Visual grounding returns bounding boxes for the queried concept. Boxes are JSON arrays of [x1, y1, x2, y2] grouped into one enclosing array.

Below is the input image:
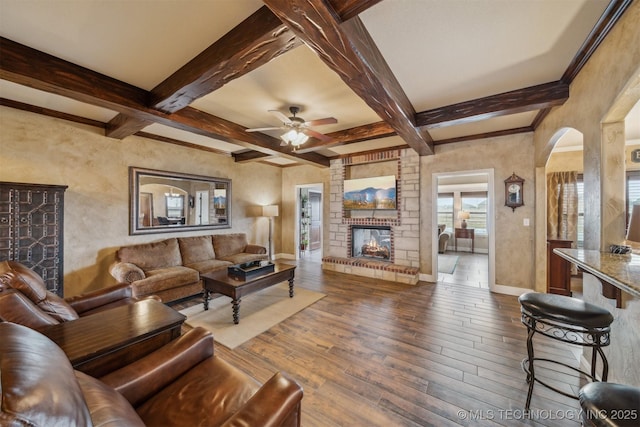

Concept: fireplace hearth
[[351, 225, 392, 261]]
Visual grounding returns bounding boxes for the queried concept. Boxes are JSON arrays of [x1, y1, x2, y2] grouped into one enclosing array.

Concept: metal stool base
[[522, 357, 597, 400], [521, 311, 610, 410]]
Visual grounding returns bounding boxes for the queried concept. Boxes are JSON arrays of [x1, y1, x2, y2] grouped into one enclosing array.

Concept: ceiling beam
[[332, 0, 383, 20], [433, 126, 533, 146], [0, 37, 328, 167], [415, 81, 569, 129], [294, 121, 396, 153], [263, 0, 434, 156], [295, 80, 567, 152], [232, 150, 270, 163], [0, 97, 106, 129], [106, 6, 300, 138], [106, 1, 380, 140], [562, 0, 633, 83], [151, 7, 298, 114]]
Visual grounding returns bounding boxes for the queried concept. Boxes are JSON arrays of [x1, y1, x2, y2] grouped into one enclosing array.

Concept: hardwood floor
[[179, 258, 587, 426], [438, 252, 489, 289]]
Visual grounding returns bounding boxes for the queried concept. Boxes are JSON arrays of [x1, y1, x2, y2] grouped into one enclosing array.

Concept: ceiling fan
[[246, 106, 337, 147]]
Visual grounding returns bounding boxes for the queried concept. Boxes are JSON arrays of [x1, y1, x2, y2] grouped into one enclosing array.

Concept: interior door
[[195, 190, 209, 225], [309, 191, 321, 251]]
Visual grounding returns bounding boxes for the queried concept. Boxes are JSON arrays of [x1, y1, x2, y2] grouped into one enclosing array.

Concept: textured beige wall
[[534, 2, 640, 288], [0, 107, 282, 296], [547, 146, 640, 173], [421, 134, 535, 289], [582, 274, 640, 387]]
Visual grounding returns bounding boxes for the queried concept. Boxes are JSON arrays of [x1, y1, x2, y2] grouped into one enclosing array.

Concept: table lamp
[[459, 211, 470, 229]]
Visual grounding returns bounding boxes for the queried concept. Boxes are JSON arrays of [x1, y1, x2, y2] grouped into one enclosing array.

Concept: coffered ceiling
[[0, 0, 632, 168]]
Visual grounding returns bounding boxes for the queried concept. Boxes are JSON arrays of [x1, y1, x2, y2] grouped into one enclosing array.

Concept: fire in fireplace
[[351, 225, 391, 261]]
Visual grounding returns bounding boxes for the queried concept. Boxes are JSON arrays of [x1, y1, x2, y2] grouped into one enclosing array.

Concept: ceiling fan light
[[280, 129, 309, 146], [283, 129, 298, 140], [292, 132, 309, 146]]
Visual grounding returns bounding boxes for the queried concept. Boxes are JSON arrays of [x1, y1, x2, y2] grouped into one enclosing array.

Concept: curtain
[[547, 171, 578, 243]]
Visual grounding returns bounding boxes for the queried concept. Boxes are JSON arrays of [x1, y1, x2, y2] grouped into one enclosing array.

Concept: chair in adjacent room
[[438, 224, 450, 253]]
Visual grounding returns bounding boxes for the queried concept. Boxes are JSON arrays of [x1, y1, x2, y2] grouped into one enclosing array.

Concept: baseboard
[[274, 253, 295, 260], [491, 283, 531, 296], [419, 273, 437, 282]]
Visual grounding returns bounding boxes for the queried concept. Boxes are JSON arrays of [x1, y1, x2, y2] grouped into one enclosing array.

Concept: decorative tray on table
[[227, 260, 275, 280]]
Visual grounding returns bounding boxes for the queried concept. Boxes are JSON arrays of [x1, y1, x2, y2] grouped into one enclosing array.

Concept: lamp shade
[[280, 130, 309, 147], [262, 205, 279, 217], [459, 211, 470, 220], [626, 204, 640, 243]]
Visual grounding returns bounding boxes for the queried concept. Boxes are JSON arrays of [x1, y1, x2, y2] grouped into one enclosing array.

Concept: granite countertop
[[554, 248, 640, 298]]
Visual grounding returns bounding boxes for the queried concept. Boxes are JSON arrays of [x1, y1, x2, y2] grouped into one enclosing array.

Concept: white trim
[[491, 284, 532, 297], [433, 169, 496, 290], [419, 273, 437, 282], [295, 183, 323, 261]]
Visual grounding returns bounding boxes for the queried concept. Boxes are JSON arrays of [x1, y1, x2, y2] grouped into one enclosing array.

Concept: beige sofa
[[110, 233, 267, 303]]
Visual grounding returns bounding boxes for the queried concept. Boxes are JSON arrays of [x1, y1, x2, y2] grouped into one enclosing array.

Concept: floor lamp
[[262, 205, 279, 260]]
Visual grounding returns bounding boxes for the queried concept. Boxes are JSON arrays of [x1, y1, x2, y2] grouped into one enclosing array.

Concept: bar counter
[[553, 248, 640, 298], [553, 248, 640, 387]]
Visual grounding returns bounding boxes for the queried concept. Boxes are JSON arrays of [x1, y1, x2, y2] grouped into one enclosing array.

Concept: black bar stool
[[579, 382, 640, 426], [518, 292, 614, 410]]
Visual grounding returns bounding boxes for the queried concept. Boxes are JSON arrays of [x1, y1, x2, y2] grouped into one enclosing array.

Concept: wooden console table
[[454, 228, 475, 253], [41, 299, 185, 377]]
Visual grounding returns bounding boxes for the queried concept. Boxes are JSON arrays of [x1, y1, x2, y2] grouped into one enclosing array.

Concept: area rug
[[438, 254, 459, 274], [179, 283, 325, 349]]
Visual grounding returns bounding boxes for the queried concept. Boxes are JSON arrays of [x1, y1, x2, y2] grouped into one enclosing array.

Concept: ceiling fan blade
[[268, 110, 292, 125], [246, 127, 282, 132], [303, 128, 333, 142], [304, 117, 337, 126]]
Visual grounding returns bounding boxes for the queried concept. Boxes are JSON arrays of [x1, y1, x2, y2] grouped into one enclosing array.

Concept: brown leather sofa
[[0, 322, 303, 426], [0, 260, 149, 330]]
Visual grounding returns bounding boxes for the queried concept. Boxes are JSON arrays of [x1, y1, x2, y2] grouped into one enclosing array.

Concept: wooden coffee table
[[201, 262, 296, 324], [40, 299, 185, 377]]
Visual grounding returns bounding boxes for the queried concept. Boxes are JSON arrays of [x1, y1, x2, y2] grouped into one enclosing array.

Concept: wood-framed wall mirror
[[130, 167, 231, 235]]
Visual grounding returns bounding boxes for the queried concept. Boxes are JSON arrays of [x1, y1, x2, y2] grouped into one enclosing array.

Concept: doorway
[[297, 184, 323, 261], [433, 170, 496, 289], [194, 190, 209, 225]]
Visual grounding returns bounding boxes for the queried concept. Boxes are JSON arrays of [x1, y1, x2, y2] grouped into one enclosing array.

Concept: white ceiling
[[0, 0, 622, 165]]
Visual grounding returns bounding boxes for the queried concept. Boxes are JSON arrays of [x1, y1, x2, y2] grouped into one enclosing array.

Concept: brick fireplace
[[322, 149, 420, 284], [350, 225, 392, 261]]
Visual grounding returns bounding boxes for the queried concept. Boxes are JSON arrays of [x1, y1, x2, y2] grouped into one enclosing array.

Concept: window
[[575, 172, 639, 247], [627, 170, 640, 229], [437, 193, 454, 231], [461, 191, 488, 233], [166, 195, 184, 218]]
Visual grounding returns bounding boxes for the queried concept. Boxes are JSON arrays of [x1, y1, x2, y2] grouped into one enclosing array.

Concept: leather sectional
[[110, 233, 267, 303]]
